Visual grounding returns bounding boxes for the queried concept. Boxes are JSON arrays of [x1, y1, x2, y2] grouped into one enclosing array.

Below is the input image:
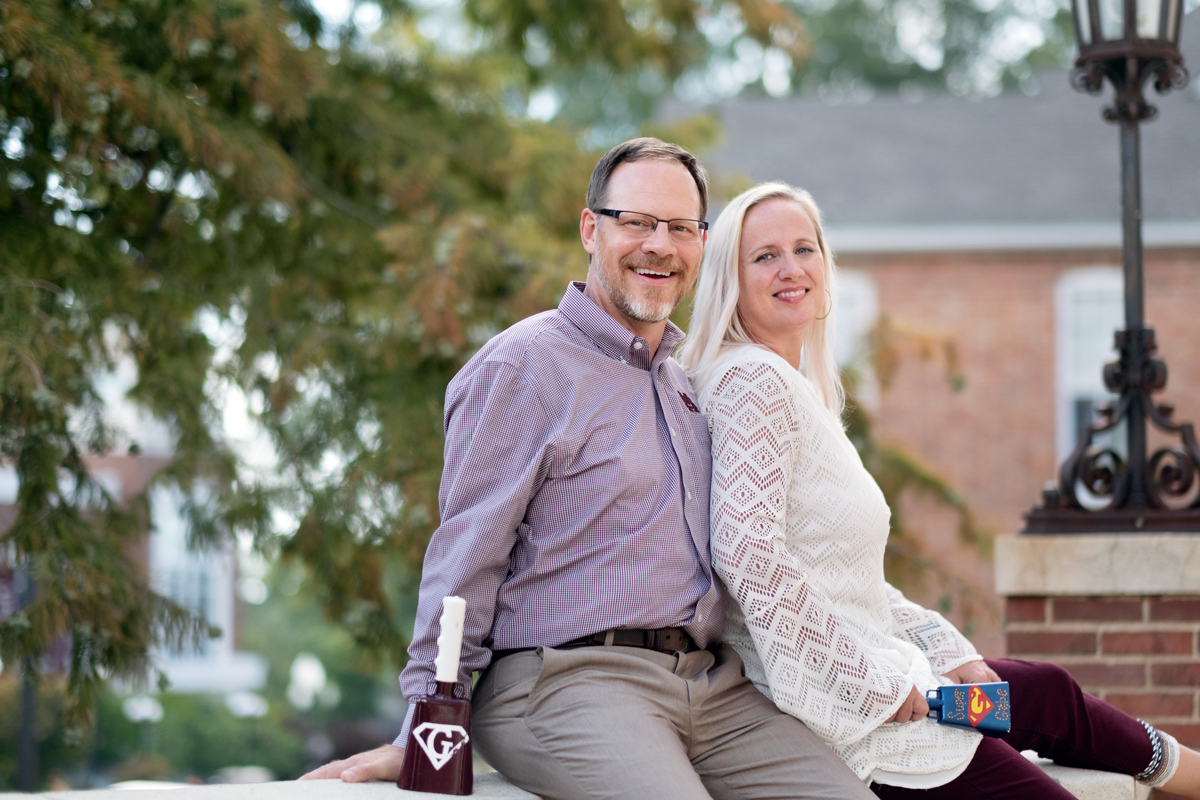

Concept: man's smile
[[623, 255, 685, 285], [634, 267, 674, 278]]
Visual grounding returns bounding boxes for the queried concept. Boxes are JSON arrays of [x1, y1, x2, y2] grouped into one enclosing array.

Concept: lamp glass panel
[[1165, 0, 1181, 42], [1075, 0, 1094, 44], [1136, 0, 1161, 38], [1099, 0, 1125, 39]]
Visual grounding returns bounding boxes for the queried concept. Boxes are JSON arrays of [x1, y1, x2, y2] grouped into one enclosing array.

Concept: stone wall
[[996, 534, 1200, 749], [1005, 594, 1200, 747], [840, 246, 1200, 657]]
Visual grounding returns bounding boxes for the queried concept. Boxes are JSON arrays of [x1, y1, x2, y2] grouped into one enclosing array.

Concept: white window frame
[[1054, 266, 1125, 466], [833, 269, 880, 410], [833, 269, 879, 368]]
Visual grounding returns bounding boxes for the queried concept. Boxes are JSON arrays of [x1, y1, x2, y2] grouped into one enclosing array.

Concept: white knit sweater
[[697, 344, 983, 786]]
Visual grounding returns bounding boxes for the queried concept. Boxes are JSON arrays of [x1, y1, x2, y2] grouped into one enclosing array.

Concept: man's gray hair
[[585, 137, 710, 221]]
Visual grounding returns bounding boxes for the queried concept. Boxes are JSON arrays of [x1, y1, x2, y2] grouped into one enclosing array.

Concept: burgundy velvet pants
[[870, 659, 1155, 800]]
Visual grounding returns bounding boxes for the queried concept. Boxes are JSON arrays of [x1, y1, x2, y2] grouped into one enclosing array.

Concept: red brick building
[[695, 10, 1200, 664]]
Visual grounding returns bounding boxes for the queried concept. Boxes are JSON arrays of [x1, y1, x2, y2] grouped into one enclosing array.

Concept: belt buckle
[[654, 628, 681, 653]]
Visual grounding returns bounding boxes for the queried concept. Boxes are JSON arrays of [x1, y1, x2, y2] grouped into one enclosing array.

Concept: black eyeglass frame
[[594, 208, 709, 234]]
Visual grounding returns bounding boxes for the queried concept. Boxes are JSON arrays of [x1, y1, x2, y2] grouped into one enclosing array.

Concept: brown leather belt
[[491, 627, 697, 663]]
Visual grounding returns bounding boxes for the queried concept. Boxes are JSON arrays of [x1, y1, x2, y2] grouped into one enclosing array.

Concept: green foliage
[[845, 317, 995, 627], [0, 0, 737, 735], [464, 0, 807, 83], [454, 0, 1076, 135], [457, 0, 808, 139], [241, 560, 416, 720], [787, 0, 1076, 98], [0, 677, 310, 789], [0, 272, 212, 726], [845, 387, 992, 594], [1, 0, 1023, 748], [0, 677, 79, 791], [0, 558, 417, 789], [137, 692, 307, 781]]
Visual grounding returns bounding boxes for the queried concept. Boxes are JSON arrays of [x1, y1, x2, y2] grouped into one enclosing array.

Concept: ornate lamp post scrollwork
[[1024, 0, 1199, 533]]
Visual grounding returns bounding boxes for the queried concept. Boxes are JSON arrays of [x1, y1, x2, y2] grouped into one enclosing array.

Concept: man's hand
[[299, 744, 406, 782], [942, 661, 1001, 685], [886, 685, 930, 723]]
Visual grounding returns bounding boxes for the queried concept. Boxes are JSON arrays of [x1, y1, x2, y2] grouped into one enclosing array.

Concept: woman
[[679, 181, 1200, 799]]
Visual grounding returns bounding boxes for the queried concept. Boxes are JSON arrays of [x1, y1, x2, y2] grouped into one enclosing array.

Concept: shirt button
[[670, 428, 677, 437], [697, 613, 704, 623], [633, 341, 643, 350], [687, 491, 693, 500]]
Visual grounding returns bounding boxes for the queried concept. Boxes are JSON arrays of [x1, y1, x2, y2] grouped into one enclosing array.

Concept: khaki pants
[[472, 643, 873, 800]]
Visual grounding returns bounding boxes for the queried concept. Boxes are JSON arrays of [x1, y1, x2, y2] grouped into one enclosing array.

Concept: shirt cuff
[[395, 703, 417, 746]]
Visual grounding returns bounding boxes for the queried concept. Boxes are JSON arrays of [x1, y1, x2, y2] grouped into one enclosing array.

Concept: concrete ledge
[[995, 534, 1200, 596], [0, 774, 539, 800], [1029, 756, 1150, 800], [3, 765, 1174, 800]]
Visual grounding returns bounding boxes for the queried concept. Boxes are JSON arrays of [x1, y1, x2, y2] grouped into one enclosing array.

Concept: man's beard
[[594, 254, 687, 324]]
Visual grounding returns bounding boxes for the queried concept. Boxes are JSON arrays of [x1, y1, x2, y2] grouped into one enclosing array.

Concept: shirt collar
[[559, 281, 685, 368]]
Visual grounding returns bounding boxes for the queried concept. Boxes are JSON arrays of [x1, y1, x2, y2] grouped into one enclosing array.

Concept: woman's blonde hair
[[678, 181, 844, 418]]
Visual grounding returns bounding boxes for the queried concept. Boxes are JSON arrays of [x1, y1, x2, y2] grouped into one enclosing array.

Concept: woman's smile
[[735, 198, 825, 367]]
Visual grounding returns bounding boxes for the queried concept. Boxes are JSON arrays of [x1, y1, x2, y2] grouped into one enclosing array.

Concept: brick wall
[[839, 247, 1200, 658], [1005, 595, 1200, 747]]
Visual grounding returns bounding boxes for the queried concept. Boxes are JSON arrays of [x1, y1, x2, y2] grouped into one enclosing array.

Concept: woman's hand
[[942, 661, 1001, 685], [887, 685, 930, 723]]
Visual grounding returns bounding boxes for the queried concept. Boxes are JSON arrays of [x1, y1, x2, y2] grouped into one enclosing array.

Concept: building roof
[[686, 10, 1200, 251]]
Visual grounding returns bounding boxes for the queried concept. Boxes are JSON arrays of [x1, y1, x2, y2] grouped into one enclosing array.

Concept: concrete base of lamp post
[[997, 532, 1200, 750], [996, 534, 1200, 596]]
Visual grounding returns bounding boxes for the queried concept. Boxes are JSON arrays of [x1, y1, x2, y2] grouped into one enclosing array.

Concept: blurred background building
[[680, 8, 1200, 655], [0, 376, 267, 696]]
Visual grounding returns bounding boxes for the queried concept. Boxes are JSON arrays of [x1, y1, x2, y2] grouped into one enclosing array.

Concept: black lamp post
[[1024, 0, 1199, 533]]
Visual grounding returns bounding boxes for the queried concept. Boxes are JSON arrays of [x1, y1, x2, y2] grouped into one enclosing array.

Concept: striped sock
[[1135, 719, 1180, 788]]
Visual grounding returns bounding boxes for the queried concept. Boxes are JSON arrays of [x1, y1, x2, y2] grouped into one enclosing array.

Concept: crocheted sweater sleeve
[[884, 583, 982, 676], [706, 356, 912, 746]]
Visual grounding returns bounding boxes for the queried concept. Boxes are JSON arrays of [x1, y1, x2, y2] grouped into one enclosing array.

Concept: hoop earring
[[815, 288, 832, 321]]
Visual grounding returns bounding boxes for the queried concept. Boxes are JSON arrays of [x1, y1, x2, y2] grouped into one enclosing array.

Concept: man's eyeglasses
[[595, 209, 708, 244]]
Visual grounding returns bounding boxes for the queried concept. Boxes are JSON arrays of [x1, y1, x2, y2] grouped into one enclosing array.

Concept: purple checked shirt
[[396, 282, 722, 741]]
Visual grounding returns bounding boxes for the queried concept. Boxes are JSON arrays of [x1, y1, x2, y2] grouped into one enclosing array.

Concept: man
[[302, 139, 871, 799]]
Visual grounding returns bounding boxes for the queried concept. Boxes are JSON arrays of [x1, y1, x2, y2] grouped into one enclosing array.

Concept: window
[[150, 486, 229, 661], [834, 269, 880, 408], [148, 484, 267, 691], [834, 269, 879, 368], [1055, 267, 1125, 466]]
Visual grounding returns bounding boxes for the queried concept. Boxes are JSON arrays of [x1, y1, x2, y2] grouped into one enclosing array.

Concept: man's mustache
[[620, 254, 686, 275]]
